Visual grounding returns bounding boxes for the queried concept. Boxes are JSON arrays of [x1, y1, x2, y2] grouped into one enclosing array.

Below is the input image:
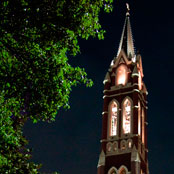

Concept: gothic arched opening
[[116, 64, 128, 86], [109, 101, 118, 136], [122, 98, 131, 134]]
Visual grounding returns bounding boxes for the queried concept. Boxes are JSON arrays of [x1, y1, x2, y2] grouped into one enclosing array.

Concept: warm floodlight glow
[[128, 141, 132, 148], [138, 71, 142, 90], [120, 168, 126, 174], [138, 101, 141, 136], [116, 65, 128, 86], [123, 98, 131, 134], [125, 105, 130, 112], [132, 55, 136, 63], [110, 101, 118, 136], [112, 106, 117, 112], [142, 108, 145, 144]]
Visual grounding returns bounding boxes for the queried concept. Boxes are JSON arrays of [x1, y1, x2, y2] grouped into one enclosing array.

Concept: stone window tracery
[[109, 101, 118, 136], [122, 98, 131, 134]]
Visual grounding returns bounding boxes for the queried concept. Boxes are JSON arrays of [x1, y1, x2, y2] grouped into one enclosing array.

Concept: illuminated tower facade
[[97, 5, 149, 174]]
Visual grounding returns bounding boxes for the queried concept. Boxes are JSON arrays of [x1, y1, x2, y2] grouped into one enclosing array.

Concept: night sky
[[24, 0, 174, 174]]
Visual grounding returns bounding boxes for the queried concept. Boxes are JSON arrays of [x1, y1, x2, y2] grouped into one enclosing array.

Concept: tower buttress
[[97, 150, 105, 174]]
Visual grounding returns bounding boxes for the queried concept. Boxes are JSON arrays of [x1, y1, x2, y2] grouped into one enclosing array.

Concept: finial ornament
[[126, 3, 130, 16]]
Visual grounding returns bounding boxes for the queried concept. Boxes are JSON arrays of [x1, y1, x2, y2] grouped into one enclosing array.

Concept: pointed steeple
[[117, 3, 135, 59]]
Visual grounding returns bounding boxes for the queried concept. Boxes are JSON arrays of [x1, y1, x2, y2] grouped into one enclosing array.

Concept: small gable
[[114, 49, 131, 68]]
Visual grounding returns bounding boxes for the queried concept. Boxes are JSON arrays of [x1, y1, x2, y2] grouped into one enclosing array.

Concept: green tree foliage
[[0, 0, 113, 173], [0, 94, 41, 173]]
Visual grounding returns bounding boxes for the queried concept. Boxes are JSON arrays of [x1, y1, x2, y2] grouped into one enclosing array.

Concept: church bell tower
[[97, 4, 149, 174]]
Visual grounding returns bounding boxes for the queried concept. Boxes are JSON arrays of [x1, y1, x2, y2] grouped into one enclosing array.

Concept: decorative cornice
[[103, 88, 147, 109], [100, 134, 139, 143], [103, 83, 138, 93], [133, 89, 140, 93], [106, 149, 132, 157], [103, 90, 136, 99]]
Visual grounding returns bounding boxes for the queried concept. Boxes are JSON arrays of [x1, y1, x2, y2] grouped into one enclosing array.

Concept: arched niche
[[113, 141, 118, 152], [106, 142, 112, 153], [115, 64, 128, 86], [118, 165, 128, 174], [108, 166, 118, 174], [120, 140, 127, 150], [127, 139, 133, 149]]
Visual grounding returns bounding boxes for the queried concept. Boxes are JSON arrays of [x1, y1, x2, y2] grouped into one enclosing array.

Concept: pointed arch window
[[109, 101, 118, 136], [119, 168, 126, 174], [108, 167, 118, 174], [116, 64, 128, 86], [122, 98, 132, 134], [118, 166, 128, 174]]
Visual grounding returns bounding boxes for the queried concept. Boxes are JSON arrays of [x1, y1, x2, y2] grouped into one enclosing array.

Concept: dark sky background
[[24, 0, 174, 174]]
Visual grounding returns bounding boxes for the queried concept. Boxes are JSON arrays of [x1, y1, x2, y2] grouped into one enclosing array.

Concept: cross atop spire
[[116, 3, 135, 59], [126, 3, 130, 16]]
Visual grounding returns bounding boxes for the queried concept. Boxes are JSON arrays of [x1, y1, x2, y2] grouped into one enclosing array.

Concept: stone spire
[[117, 3, 135, 59]]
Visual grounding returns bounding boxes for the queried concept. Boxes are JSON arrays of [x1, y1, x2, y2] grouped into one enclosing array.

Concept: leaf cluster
[[0, 0, 113, 173], [0, 94, 41, 173]]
